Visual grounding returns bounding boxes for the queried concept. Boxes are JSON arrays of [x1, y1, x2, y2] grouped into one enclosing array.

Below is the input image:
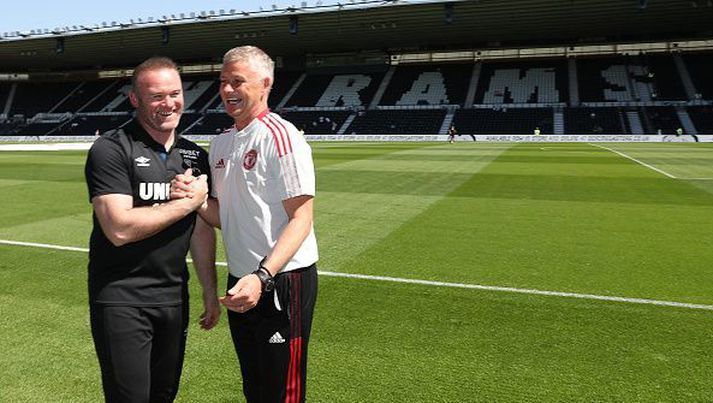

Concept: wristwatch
[[252, 260, 275, 293]]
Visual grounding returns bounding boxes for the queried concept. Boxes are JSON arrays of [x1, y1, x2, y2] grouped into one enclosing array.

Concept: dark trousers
[[90, 303, 188, 403], [227, 264, 318, 403]]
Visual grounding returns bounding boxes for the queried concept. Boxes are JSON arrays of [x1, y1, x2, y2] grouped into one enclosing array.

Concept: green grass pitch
[[1, 142, 713, 402]]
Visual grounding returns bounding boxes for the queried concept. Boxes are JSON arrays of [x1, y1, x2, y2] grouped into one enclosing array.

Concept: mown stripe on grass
[[591, 143, 678, 178], [3, 238, 713, 312], [315, 143, 509, 268], [592, 143, 713, 180]]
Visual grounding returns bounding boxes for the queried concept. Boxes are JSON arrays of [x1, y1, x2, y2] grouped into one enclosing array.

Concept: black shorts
[[227, 264, 318, 403], [90, 302, 188, 403]]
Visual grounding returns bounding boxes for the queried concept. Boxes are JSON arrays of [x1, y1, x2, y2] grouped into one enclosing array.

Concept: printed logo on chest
[[135, 156, 150, 167], [243, 149, 258, 170]]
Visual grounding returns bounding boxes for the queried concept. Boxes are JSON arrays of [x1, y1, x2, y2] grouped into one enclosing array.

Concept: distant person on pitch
[[534, 127, 541, 136], [84, 56, 219, 403], [172, 45, 319, 403], [448, 124, 457, 143]]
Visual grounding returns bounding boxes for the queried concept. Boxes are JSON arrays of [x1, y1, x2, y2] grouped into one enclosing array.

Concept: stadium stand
[[475, 60, 568, 105], [280, 111, 352, 134], [686, 106, 713, 134], [184, 113, 234, 135], [684, 53, 713, 100], [285, 71, 384, 108], [52, 81, 117, 113], [379, 64, 471, 107], [564, 107, 626, 134], [81, 80, 132, 112], [344, 109, 446, 134], [453, 108, 553, 135], [9, 82, 79, 117], [643, 106, 683, 134], [268, 71, 302, 108], [642, 54, 687, 101], [53, 114, 133, 136], [1, 53, 712, 136], [0, 1, 712, 138]]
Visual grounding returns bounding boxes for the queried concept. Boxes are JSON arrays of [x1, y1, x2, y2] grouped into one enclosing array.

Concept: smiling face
[[129, 67, 184, 139], [219, 61, 271, 130]]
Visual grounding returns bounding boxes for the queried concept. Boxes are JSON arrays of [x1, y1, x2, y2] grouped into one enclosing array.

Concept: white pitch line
[[2, 238, 713, 312], [589, 143, 678, 179], [0, 239, 90, 252]]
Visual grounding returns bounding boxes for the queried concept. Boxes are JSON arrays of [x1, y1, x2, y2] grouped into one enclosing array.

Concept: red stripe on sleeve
[[260, 116, 285, 157], [267, 114, 294, 155]]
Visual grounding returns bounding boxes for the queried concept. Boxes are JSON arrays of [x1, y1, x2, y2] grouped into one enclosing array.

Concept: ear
[[129, 90, 139, 108], [262, 77, 272, 91]]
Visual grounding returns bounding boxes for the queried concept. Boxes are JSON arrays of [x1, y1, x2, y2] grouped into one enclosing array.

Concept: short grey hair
[[222, 45, 274, 83]]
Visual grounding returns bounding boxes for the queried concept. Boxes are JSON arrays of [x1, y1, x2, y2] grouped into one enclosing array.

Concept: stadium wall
[[1, 135, 711, 144]]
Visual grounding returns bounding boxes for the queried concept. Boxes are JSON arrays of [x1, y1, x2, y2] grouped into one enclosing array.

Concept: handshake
[[171, 168, 209, 210]]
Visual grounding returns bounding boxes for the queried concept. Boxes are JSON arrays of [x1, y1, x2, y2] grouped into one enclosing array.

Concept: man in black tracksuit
[[85, 57, 219, 402]]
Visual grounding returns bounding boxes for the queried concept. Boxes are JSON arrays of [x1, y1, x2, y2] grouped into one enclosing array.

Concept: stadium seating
[[1, 52, 712, 136], [642, 54, 687, 101], [453, 108, 553, 135], [379, 64, 471, 106], [52, 81, 118, 113], [344, 109, 446, 134], [81, 80, 132, 112], [643, 106, 682, 134], [684, 53, 713, 100], [268, 71, 302, 108], [475, 60, 568, 105], [564, 108, 625, 134], [687, 106, 713, 134], [285, 72, 383, 108], [184, 113, 235, 135], [9, 82, 79, 117], [280, 111, 351, 134]]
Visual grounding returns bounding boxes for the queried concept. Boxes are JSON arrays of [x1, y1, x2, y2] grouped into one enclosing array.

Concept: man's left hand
[[199, 293, 221, 330], [220, 274, 262, 313]]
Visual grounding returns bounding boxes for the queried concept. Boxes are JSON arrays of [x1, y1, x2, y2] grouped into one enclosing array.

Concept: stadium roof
[[1, 0, 712, 72]]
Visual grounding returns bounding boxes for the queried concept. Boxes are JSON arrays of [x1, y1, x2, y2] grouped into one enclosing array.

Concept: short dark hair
[[131, 56, 179, 92]]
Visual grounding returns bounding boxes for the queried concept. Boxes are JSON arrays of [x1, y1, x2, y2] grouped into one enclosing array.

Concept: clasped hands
[[170, 168, 262, 313], [170, 168, 208, 209]]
